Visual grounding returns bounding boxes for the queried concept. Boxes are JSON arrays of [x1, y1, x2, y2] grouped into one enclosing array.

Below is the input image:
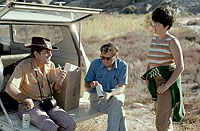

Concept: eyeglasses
[[100, 55, 115, 61], [152, 22, 161, 27]]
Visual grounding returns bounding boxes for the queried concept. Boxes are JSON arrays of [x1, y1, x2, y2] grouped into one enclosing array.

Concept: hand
[[101, 92, 112, 101], [24, 98, 34, 110], [90, 81, 99, 89], [157, 84, 168, 94], [56, 70, 67, 86]]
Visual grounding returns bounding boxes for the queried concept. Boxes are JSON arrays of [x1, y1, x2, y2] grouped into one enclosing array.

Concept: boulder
[[160, 0, 172, 5], [133, 2, 151, 14], [120, 5, 136, 14], [112, 0, 132, 8], [2, 0, 200, 15], [67, 0, 89, 8], [89, 0, 112, 9], [148, 0, 161, 5], [135, 0, 145, 2]]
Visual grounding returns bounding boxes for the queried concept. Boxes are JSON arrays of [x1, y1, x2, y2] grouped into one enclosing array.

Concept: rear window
[[12, 25, 63, 45], [0, 25, 10, 55]]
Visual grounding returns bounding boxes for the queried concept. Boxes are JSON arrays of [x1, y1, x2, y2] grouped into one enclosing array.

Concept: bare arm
[[5, 83, 34, 110], [109, 84, 125, 96], [4, 62, 35, 110], [5, 83, 28, 102], [85, 79, 126, 101], [157, 38, 184, 94], [166, 38, 184, 84], [103, 84, 125, 101]]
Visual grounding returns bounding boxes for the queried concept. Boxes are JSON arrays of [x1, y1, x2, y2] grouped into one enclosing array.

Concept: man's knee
[[109, 95, 124, 107], [59, 120, 76, 131], [68, 120, 76, 131], [34, 119, 58, 131]]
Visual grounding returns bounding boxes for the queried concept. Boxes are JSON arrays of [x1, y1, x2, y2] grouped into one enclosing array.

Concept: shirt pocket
[[27, 76, 38, 85], [25, 74, 39, 89], [111, 77, 118, 88], [95, 74, 103, 84]]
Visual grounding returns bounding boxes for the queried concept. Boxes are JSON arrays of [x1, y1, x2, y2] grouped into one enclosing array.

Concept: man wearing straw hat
[[5, 36, 76, 131]]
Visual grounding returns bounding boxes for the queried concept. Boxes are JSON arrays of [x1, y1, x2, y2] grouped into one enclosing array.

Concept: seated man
[[84, 43, 128, 131], [5, 37, 76, 131]]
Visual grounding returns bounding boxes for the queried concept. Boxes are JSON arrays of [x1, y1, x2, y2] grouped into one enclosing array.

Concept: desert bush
[[143, 12, 153, 32], [187, 19, 200, 25], [81, 12, 200, 130], [171, 27, 199, 40], [82, 13, 146, 40], [82, 12, 200, 90], [170, 27, 200, 80], [120, 5, 136, 14], [177, 12, 195, 18]]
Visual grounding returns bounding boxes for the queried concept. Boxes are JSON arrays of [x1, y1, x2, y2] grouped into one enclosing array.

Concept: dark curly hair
[[100, 42, 119, 55], [152, 6, 176, 30]]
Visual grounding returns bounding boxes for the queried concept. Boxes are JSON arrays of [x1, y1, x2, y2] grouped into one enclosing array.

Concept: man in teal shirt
[[85, 43, 128, 131]]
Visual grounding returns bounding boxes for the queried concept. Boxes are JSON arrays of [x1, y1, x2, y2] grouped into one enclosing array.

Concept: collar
[[32, 58, 52, 76], [99, 59, 118, 70]]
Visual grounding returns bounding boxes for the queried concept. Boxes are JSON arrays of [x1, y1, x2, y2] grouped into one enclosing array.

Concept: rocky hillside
[[48, 0, 200, 14], [1, 0, 200, 14]]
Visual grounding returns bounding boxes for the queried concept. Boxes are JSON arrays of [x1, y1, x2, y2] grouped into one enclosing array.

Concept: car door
[[0, 2, 102, 111], [0, 2, 102, 67]]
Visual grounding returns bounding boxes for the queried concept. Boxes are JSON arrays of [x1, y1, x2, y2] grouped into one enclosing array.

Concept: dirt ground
[[76, 16, 200, 131], [76, 84, 200, 131]]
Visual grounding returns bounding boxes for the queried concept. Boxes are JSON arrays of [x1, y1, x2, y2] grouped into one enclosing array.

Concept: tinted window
[[0, 25, 10, 55], [12, 25, 63, 45]]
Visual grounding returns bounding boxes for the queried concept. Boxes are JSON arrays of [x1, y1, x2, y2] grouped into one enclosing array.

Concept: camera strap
[[35, 71, 53, 101]]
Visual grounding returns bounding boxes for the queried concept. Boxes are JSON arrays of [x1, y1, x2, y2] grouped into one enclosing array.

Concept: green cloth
[[141, 66, 185, 122]]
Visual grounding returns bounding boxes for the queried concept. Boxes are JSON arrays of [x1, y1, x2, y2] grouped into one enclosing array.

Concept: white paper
[[64, 62, 78, 72]]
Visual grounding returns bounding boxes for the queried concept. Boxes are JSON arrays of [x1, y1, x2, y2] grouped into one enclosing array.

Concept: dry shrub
[[82, 13, 146, 40], [120, 5, 136, 14], [105, 30, 151, 86], [170, 27, 200, 81], [187, 19, 200, 25], [171, 26, 198, 40], [82, 12, 200, 130], [178, 98, 200, 130], [143, 12, 153, 32]]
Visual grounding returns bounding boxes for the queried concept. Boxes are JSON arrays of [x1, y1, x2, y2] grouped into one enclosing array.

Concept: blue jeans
[[90, 93, 127, 131]]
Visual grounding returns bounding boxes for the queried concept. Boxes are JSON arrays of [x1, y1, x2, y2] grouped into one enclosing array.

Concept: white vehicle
[[0, 2, 102, 130]]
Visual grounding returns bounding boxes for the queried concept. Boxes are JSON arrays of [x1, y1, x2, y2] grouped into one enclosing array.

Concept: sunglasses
[[100, 55, 115, 61]]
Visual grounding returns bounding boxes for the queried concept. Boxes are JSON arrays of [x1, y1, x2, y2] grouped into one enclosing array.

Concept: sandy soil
[[75, 17, 200, 131]]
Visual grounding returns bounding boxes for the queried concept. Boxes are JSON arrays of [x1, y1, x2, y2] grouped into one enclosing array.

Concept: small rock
[[133, 103, 144, 108]]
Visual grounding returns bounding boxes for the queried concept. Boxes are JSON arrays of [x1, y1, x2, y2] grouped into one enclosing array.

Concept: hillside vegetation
[[78, 13, 200, 130]]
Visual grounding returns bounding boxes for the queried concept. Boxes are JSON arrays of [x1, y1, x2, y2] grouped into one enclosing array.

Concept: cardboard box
[[54, 68, 82, 111]]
